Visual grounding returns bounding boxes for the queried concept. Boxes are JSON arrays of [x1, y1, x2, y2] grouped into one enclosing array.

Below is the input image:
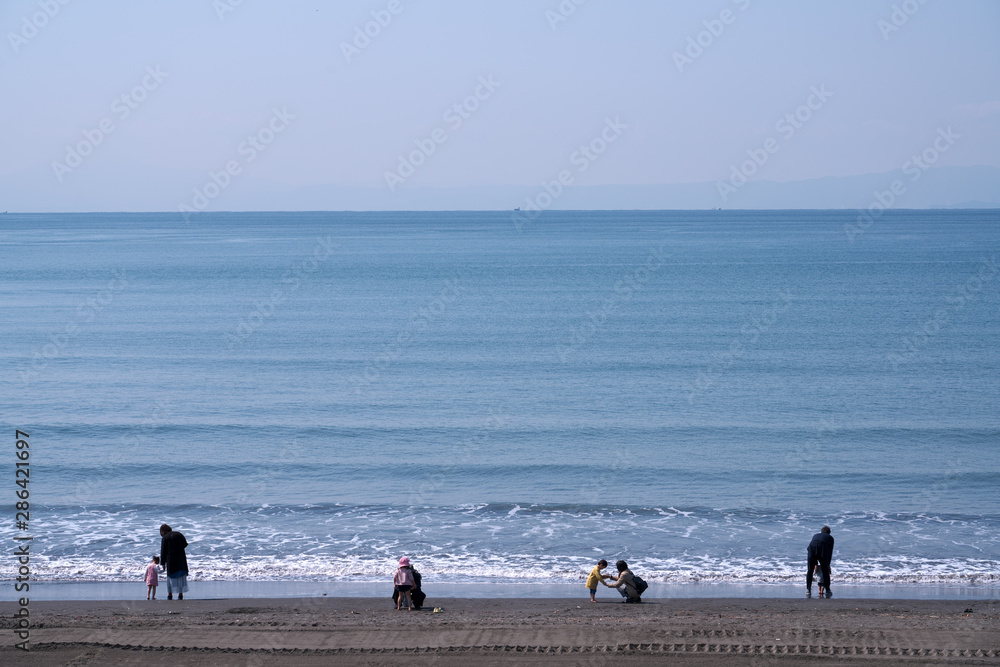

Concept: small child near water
[[145, 556, 161, 600], [585, 559, 612, 602], [394, 557, 415, 611], [814, 563, 828, 598]]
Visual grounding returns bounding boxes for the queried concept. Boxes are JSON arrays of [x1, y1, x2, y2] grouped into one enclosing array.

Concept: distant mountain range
[[3, 165, 999, 212]]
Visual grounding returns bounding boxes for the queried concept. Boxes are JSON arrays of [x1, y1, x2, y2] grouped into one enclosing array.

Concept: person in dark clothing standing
[[159, 524, 189, 600], [806, 526, 834, 598]]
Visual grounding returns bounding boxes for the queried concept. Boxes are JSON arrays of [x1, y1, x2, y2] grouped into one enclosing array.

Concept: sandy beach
[[3, 597, 997, 665]]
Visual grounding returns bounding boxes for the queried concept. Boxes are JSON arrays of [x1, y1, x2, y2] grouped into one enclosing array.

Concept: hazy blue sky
[[2, 0, 998, 210]]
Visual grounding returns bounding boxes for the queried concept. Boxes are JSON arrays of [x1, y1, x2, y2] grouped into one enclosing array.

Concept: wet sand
[[3, 597, 998, 665]]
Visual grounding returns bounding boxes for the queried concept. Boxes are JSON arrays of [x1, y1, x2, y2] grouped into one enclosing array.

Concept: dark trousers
[[806, 556, 831, 591]]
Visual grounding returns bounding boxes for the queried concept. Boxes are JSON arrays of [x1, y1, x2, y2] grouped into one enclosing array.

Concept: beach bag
[[632, 575, 648, 596]]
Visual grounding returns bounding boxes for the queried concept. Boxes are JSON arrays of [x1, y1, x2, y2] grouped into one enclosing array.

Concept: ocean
[[2, 210, 998, 597]]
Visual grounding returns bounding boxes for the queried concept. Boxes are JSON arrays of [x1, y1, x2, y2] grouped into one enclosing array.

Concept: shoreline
[[3, 597, 997, 665], [4, 579, 998, 602]]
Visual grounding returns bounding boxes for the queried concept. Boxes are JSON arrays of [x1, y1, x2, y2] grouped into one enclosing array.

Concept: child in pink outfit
[[393, 557, 415, 610], [145, 556, 161, 600]]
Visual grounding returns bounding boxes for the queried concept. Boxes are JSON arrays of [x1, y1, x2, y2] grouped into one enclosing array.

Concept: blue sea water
[[1, 210, 998, 593]]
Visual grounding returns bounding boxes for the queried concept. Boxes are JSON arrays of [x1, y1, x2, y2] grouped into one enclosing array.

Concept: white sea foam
[[5, 503, 997, 588], [20, 552, 1000, 586]]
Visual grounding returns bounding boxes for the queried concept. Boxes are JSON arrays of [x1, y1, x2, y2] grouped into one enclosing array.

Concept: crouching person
[[605, 560, 645, 603]]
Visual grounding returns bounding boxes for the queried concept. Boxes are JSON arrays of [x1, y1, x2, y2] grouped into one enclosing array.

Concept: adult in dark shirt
[[159, 524, 189, 600], [806, 526, 834, 598]]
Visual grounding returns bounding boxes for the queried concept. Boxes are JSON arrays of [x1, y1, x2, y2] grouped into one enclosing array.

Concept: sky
[[2, 0, 999, 210]]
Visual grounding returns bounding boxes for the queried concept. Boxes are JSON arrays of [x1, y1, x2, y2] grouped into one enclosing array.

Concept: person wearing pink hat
[[393, 557, 416, 610]]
